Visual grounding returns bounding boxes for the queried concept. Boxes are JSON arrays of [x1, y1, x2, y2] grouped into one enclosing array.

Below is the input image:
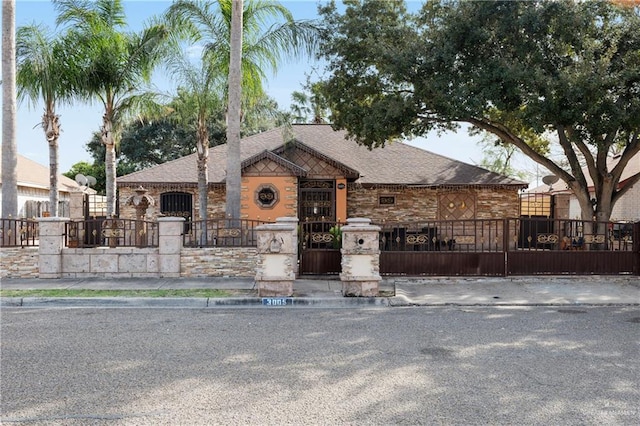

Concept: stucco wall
[[241, 176, 297, 221], [0, 247, 39, 278]]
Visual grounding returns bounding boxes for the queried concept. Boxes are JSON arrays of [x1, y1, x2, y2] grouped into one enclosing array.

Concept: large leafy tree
[[318, 0, 640, 224], [54, 0, 167, 217], [2, 0, 18, 218], [165, 0, 319, 219], [16, 24, 79, 217]]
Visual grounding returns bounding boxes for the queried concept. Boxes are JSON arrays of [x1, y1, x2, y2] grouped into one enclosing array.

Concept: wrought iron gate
[[298, 220, 343, 275]]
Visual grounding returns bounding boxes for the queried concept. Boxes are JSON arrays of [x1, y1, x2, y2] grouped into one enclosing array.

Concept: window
[[160, 192, 193, 219], [255, 184, 279, 209]]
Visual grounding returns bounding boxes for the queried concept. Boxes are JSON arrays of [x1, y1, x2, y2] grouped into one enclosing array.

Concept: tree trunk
[[44, 109, 60, 217], [225, 0, 243, 220], [196, 118, 209, 221], [2, 0, 18, 218], [102, 114, 117, 217]]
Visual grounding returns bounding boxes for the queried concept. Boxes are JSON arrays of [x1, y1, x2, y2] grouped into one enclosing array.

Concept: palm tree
[[226, 0, 243, 220], [161, 33, 226, 221], [165, 0, 319, 219], [2, 0, 18, 218], [290, 90, 312, 123], [54, 0, 167, 217], [289, 82, 328, 124], [16, 24, 78, 217]]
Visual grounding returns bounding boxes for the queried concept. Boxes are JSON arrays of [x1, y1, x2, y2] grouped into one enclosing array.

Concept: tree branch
[[466, 117, 573, 184], [556, 125, 591, 196]]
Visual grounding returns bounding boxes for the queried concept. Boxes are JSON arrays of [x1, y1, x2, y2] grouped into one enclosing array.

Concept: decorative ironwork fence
[[510, 218, 634, 252], [183, 218, 271, 247], [65, 218, 159, 248], [377, 218, 638, 276], [377, 219, 506, 252], [0, 218, 39, 247]]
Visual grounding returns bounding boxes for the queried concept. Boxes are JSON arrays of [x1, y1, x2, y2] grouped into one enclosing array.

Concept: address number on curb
[[262, 298, 293, 306]]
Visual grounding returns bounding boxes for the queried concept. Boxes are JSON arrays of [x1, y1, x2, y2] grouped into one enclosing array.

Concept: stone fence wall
[[1, 217, 261, 279], [181, 247, 257, 278], [1, 246, 258, 279], [1, 247, 39, 279], [61, 247, 160, 278]]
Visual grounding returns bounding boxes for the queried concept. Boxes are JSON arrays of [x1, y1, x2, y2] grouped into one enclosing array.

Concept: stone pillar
[[255, 217, 298, 297], [340, 217, 381, 297], [69, 192, 85, 220], [158, 217, 184, 278], [38, 217, 68, 279]]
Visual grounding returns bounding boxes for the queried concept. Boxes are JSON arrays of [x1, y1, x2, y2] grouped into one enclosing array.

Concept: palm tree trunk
[[196, 119, 209, 221], [44, 109, 60, 217], [2, 0, 18, 218], [225, 0, 243, 220], [102, 114, 117, 217]]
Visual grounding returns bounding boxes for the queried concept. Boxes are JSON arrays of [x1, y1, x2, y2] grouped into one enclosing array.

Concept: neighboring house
[[117, 124, 528, 223], [526, 152, 640, 222], [610, 152, 640, 222], [0, 154, 88, 218]]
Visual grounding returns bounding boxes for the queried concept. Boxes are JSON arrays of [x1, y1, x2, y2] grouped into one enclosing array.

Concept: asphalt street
[[2, 306, 639, 425]]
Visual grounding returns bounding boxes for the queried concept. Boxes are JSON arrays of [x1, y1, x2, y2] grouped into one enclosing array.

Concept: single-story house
[[526, 152, 640, 222], [0, 154, 89, 218], [117, 124, 528, 223]]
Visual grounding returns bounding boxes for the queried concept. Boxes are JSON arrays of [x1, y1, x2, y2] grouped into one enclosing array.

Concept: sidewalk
[[1, 275, 638, 308]]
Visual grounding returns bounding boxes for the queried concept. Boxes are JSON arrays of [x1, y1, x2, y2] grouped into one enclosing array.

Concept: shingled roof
[[0, 154, 83, 193], [117, 124, 527, 187]]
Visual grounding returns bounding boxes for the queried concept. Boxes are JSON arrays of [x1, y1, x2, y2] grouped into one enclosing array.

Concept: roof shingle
[[118, 124, 527, 187]]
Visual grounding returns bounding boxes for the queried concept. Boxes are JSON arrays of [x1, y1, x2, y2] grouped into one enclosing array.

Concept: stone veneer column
[[158, 217, 184, 278], [340, 217, 381, 297], [68, 192, 85, 220], [255, 217, 298, 297], [38, 217, 68, 279]]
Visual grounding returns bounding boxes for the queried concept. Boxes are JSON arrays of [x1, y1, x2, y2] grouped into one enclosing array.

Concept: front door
[[299, 180, 335, 221]]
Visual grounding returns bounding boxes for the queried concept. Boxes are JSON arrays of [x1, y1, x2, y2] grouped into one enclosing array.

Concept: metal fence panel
[[0, 218, 39, 247]]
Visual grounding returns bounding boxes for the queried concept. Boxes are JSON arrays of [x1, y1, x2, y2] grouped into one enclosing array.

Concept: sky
[[10, 0, 537, 185]]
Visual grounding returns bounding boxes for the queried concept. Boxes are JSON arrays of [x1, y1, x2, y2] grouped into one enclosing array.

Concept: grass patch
[[0, 289, 241, 298]]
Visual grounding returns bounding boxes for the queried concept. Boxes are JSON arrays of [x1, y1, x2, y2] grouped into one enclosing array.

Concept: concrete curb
[[387, 296, 640, 307], [1, 296, 391, 309], [1, 297, 209, 308]]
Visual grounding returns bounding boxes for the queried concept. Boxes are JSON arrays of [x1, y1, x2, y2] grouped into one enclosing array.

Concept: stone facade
[[181, 247, 257, 277], [0, 247, 39, 278], [120, 179, 301, 222], [118, 184, 227, 221], [347, 185, 520, 223]]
